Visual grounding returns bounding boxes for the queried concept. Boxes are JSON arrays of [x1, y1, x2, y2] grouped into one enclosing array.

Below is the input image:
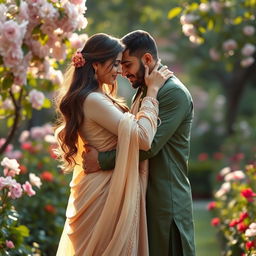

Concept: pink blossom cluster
[[180, 4, 255, 68], [0, 157, 40, 199], [19, 123, 55, 142], [0, 0, 88, 108]]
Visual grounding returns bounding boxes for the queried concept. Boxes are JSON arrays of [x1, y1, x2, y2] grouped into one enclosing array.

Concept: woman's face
[[96, 52, 122, 85]]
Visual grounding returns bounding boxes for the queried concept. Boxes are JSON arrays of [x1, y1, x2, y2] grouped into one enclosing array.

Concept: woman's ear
[[92, 62, 98, 73], [141, 53, 153, 66]]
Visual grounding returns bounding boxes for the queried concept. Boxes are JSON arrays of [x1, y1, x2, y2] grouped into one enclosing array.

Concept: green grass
[[193, 200, 221, 256]]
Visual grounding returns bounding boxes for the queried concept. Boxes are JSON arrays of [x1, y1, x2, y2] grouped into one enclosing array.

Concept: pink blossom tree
[[0, 0, 88, 154], [168, 0, 256, 134]]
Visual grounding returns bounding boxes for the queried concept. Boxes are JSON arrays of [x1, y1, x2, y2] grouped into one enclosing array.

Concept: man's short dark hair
[[121, 30, 158, 60]]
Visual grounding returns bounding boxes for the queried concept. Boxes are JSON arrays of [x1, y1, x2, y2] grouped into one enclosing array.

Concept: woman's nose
[[117, 64, 122, 74]]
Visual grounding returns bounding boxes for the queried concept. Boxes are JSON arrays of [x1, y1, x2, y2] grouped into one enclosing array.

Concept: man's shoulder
[[158, 76, 192, 100]]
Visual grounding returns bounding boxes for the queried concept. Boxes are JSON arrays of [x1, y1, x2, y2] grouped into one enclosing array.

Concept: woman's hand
[[144, 60, 173, 93]]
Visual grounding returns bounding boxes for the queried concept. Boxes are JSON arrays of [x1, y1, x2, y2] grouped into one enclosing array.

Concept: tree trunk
[[224, 61, 256, 135]]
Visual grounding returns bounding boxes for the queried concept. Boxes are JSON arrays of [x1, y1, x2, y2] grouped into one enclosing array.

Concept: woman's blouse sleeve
[[85, 93, 159, 150]]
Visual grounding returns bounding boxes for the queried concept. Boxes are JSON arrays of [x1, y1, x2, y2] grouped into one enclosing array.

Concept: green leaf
[[167, 7, 182, 20], [188, 3, 199, 11], [15, 225, 30, 237], [7, 117, 14, 127], [199, 27, 206, 33], [42, 98, 52, 108], [2, 76, 14, 90], [207, 19, 214, 30], [22, 44, 30, 55], [233, 16, 243, 25]]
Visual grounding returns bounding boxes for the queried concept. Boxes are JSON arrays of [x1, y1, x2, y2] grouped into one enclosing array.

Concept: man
[[83, 30, 196, 256]]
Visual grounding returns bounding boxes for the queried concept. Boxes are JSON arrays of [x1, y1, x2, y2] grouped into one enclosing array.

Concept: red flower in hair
[[72, 52, 86, 68]]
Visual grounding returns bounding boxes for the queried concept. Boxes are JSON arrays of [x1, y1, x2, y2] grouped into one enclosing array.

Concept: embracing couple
[[55, 30, 196, 256]]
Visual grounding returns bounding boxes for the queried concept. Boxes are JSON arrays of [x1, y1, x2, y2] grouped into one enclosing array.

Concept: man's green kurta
[[98, 76, 196, 256]]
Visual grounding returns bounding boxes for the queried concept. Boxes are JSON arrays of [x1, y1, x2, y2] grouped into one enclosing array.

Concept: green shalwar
[[98, 76, 196, 256]]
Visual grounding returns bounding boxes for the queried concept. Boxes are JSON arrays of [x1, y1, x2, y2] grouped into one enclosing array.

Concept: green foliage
[[189, 160, 218, 198], [0, 176, 33, 255]]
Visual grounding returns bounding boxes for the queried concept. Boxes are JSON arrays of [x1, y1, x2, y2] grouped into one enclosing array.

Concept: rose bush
[[0, 156, 38, 255], [208, 164, 256, 255], [0, 0, 88, 154], [12, 124, 70, 255]]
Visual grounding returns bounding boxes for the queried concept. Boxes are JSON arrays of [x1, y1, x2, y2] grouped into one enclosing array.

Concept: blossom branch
[[0, 89, 23, 155]]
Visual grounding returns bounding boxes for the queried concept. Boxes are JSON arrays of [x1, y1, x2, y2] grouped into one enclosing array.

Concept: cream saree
[[56, 93, 158, 256]]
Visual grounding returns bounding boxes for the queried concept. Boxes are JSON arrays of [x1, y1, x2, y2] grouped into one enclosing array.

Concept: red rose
[[229, 219, 239, 227], [207, 201, 216, 211], [246, 241, 255, 250], [239, 212, 249, 222], [37, 162, 44, 169], [211, 217, 220, 226], [241, 188, 256, 202], [213, 152, 224, 160], [19, 165, 27, 174], [40, 171, 54, 182], [237, 222, 248, 233], [49, 145, 58, 159], [21, 142, 37, 153], [44, 204, 56, 214], [198, 153, 208, 161]]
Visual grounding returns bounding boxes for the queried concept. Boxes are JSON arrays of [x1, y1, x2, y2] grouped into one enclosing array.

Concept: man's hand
[[82, 145, 101, 174]]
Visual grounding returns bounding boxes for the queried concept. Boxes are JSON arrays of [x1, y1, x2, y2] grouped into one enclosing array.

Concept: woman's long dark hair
[[55, 33, 126, 172]]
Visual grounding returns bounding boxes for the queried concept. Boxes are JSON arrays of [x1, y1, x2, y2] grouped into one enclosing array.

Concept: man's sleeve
[[98, 149, 116, 170], [139, 86, 192, 161]]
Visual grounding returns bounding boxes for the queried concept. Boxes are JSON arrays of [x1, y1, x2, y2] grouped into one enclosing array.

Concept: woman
[[55, 33, 172, 255]]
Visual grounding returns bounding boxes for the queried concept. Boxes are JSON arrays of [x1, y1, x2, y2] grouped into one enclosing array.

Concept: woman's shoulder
[[85, 92, 112, 108]]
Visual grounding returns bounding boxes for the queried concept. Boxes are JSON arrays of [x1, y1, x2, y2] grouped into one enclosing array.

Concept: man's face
[[121, 50, 145, 89]]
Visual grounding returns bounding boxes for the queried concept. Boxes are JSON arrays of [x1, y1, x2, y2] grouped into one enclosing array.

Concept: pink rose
[[243, 25, 255, 36], [241, 57, 255, 68], [211, 1, 223, 14], [5, 150, 23, 160], [224, 170, 245, 182], [223, 39, 237, 51], [0, 176, 16, 189], [22, 181, 36, 196], [29, 173, 42, 188], [182, 24, 196, 37], [199, 3, 210, 12], [19, 130, 30, 143], [1, 157, 20, 174], [241, 43, 256, 57], [9, 182, 23, 199], [180, 14, 198, 25], [6, 240, 15, 249], [28, 89, 45, 110], [209, 48, 220, 61]]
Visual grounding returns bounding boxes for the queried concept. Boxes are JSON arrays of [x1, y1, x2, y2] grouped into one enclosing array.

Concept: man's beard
[[128, 61, 145, 89]]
